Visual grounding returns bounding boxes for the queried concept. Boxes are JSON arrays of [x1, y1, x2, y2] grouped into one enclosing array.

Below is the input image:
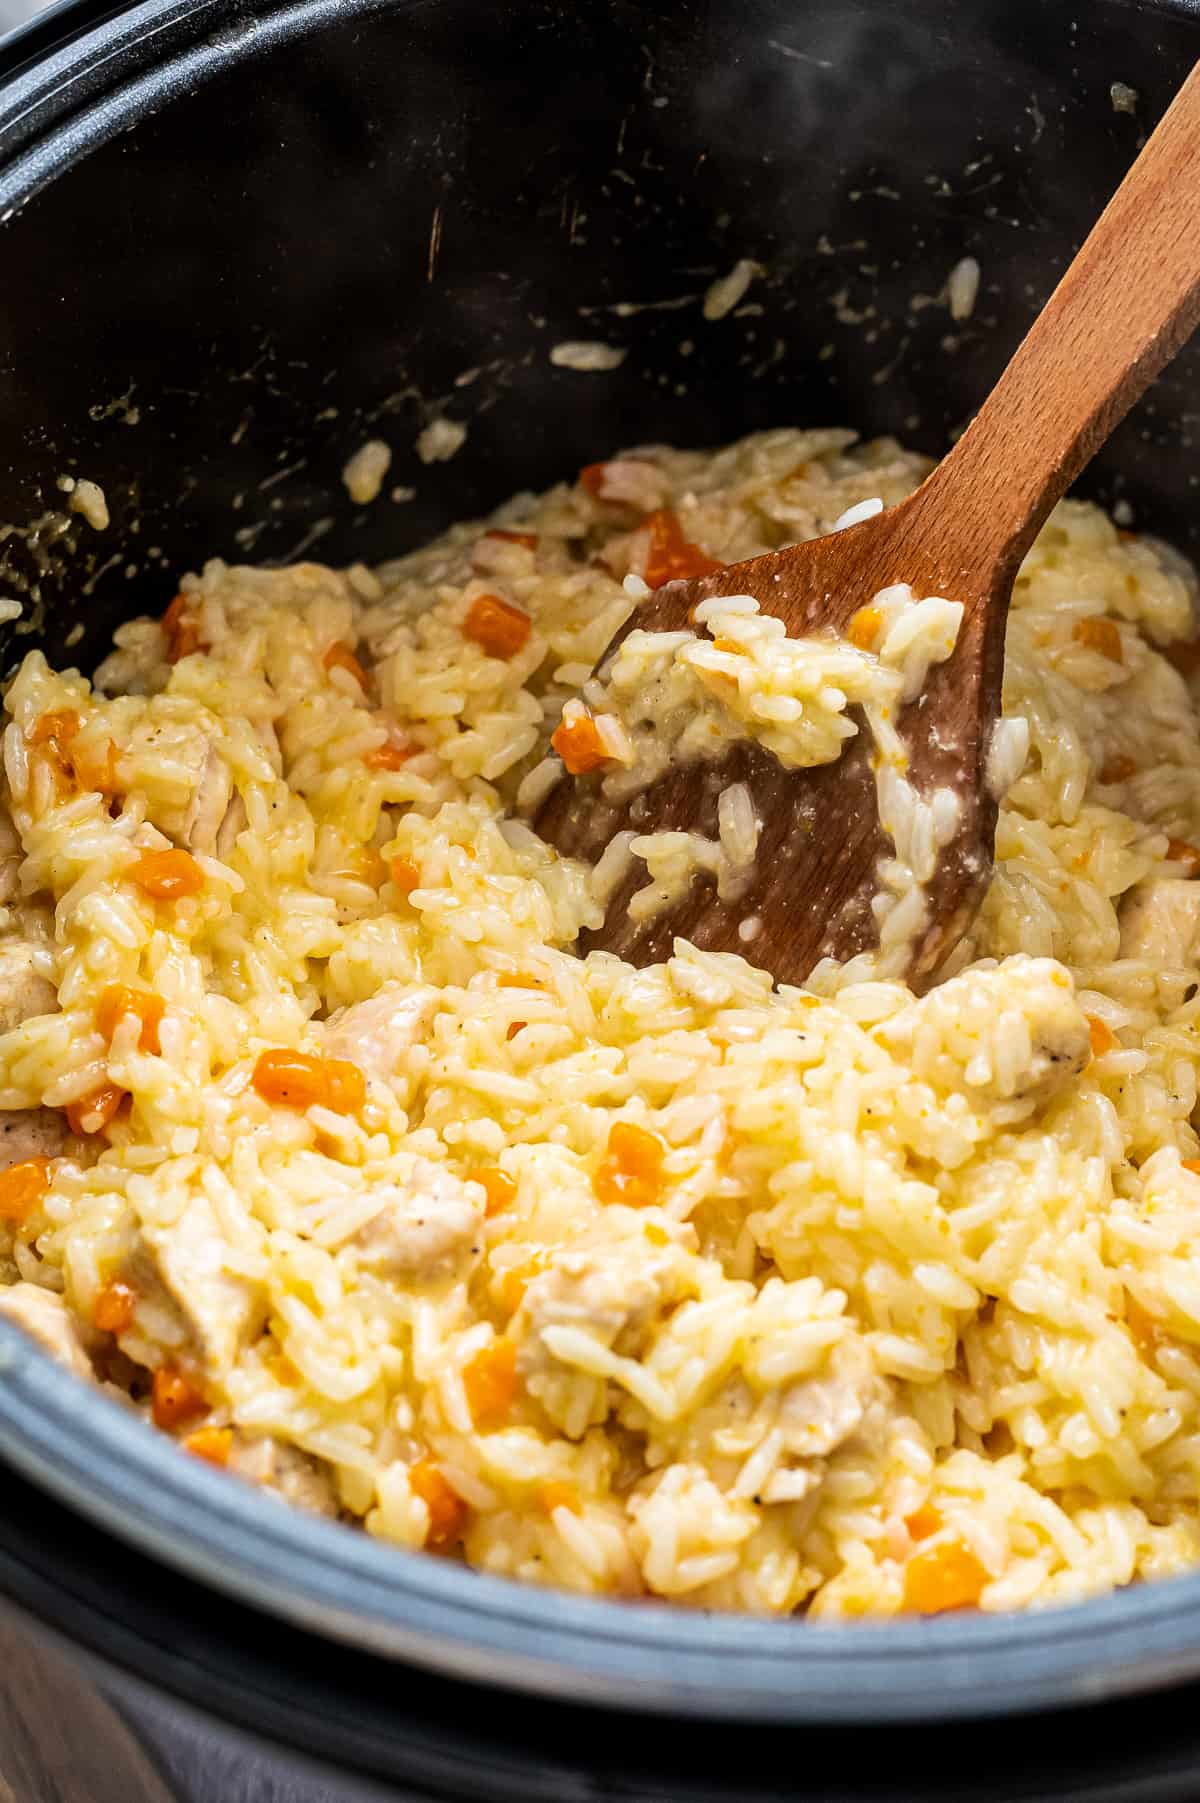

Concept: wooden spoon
[[537, 62, 1200, 988]]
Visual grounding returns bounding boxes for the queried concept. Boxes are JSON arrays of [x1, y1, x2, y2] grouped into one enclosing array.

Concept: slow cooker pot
[[2, 0, 1200, 1795]]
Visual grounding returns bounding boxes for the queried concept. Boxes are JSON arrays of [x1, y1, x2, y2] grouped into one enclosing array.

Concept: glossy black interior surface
[[0, 0, 1198, 678], [2, 0, 1200, 1789]]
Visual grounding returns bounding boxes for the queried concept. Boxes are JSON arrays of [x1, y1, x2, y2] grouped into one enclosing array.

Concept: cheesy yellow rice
[[2, 424, 1200, 1617]]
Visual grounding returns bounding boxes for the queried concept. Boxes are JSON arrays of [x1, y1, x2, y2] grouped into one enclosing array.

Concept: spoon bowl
[[538, 60, 1200, 986]]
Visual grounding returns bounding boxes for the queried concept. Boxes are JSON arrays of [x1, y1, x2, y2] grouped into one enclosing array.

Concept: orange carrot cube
[[97, 984, 164, 1054], [0, 1157, 51, 1223], [129, 849, 204, 900], [463, 594, 532, 659]]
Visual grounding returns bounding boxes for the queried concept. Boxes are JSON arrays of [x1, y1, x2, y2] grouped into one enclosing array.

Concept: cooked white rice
[[2, 424, 1200, 1619]]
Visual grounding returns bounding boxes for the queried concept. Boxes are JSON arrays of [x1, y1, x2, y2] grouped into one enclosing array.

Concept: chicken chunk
[[352, 1157, 483, 1279], [584, 458, 669, 512], [516, 1237, 696, 1438], [0, 941, 57, 1035], [522, 1240, 689, 1357], [0, 1281, 93, 1379], [0, 1107, 68, 1170], [323, 984, 438, 1087], [0, 810, 23, 911], [775, 1356, 871, 1463], [138, 1193, 265, 1371], [1120, 879, 1200, 967], [180, 745, 236, 857], [766, 1338, 889, 1506], [229, 1434, 338, 1516], [878, 955, 1091, 1114]]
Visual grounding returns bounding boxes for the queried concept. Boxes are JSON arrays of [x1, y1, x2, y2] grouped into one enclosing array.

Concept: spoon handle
[[921, 60, 1200, 583]]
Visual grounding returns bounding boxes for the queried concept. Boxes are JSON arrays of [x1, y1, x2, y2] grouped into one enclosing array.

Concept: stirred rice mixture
[[3, 426, 1200, 1617]]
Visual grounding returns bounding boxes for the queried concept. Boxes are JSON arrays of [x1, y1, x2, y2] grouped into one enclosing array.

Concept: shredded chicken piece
[[878, 956, 1091, 1114], [352, 1158, 483, 1278], [1119, 879, 1200, 966], [0, 941, 56, 1034], [0, 812, 22, 910], [137, 1193, 264, 1369], [180, 745, 235, 856], [522, 1238, 693, 1361], [215, 793, 247, 861], [323, 984, 438, 1086], [0, 1107, 68, 1170], [587, 459, 669, 512], [229, 1433, 338, 1515], [0, 1281, 93, 1378], [775, 1351, 871, 1461]]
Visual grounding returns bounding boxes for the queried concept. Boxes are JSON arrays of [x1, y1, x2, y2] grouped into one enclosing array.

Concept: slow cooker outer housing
[[2, 0, 1200, 1790]]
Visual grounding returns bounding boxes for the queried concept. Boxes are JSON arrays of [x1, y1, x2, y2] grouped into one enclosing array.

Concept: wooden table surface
[[0, 1619, 177, 1803], [0, 1615, 358, 1803]]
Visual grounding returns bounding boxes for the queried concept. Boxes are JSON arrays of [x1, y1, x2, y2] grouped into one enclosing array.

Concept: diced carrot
[[250, 1049, 363, 1114], [185, 1425, 232, 1467], [1099, 754, 1137, 784], [162, 594, 188, 634], [484, 528, 538, 550], [1117, 527, 1138, 543], [252, 1048, 325, 1110], [389, 857, 421, 896], [65, 1083, 127, 1136], [28, 708, 81, 748], [476, 1167, 517, 1216], [162, 594, 205, 663], [409, 1458, 469, 1550], [579, 463, 612, 497], [267, 1348, 300, 1386], [72, 736, 122, 796], [248, 1052, 313, 1103], [0, 1156, 51, 1223], [904, 1503, 942, 1542], [1087, 1014, 1116, 1057], [538, 1481, 581, 1516], [1072, 617, 1124, 663], [94, 1279, 137, 1335], [169, 622, 202, 662], [97, 983, 164, 1054], [462, 593, 532, 659], [463, 1338, 519, 1428], [496, 973, 545, 989], [710, 637, 744, 655], [323, 1057, 366, 1115], [365, 742, 413, 771], [594, 1120, 666, 1208], [644, 1221, 669, 1246], [1184, 1158, 1200, 1175], [640, 509, 722, 588], [151, 1365, 207, 1431], [550, 709, 610, 775], [323, 640, 369, 688], [1166, 836, 1200, 876], [29, 712, 121, 799], [506, 1021, 526, 1041], [364, 718, 416, 771], [129, 848, 204, 900], [902, 1537, 988, 1613], [1125, 1292, 1162, 1353], [848, 604, 883, 650], [498, 1252, 548, 1314], [356, 848, 387, 886], [28, 708, 83, 792]]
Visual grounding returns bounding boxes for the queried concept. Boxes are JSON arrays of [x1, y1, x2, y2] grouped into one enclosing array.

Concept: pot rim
[[6, 1279, 1200, 1725], [2, 0, 1200, 1731]]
